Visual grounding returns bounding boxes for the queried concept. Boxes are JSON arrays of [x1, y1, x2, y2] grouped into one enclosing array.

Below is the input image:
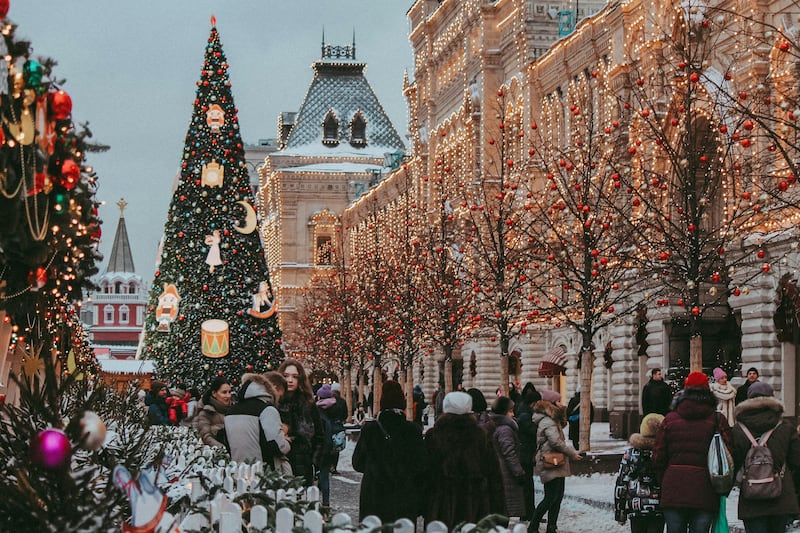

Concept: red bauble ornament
[[691, 306, 701, 316], [30, 429, 72, 469], [0, 0, 8, 19], [49, 90, 73, 121], [60, 160, 80, 190]]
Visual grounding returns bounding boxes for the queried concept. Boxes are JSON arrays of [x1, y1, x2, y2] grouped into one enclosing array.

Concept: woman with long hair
[[277, 358, 324, 486], [193, 377, 232, 448]]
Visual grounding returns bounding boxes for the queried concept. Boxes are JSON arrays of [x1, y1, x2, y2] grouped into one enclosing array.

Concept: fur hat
[[380, 380, 405, 411], [331, 382, 341, 393], [712, 367, 727, 381], [443, 391, 473, 415], [684, 371, 709, 389], [747, 381, 773, 398], [540, 390, 561, 403], [317, 384, 333, 399], [640, 413, 664, 438]]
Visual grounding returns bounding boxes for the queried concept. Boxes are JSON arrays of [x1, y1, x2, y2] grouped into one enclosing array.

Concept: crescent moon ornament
[[234, 200, 257, 234]]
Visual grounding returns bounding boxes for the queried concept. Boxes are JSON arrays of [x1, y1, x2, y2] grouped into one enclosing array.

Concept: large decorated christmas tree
[[140, 19, 283, 387]]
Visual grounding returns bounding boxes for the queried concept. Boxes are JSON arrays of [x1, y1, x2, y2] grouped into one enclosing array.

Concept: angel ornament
[[248, 281, 278, 319], [204, 230, 222, 273]]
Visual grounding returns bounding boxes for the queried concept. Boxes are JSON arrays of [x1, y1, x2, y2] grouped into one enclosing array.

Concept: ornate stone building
[[344, 0, 800, 437], [260, 39, 406, 352]]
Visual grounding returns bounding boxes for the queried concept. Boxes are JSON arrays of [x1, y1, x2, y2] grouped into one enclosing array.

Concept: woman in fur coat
[[193, 377, 231, 448], [424, 391, 504, 529], [529, 390, 582, 533], [710, 367, 736, 426]]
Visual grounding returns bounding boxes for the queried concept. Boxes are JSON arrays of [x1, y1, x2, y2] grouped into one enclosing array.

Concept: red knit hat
[[685, 371, 709, 389]]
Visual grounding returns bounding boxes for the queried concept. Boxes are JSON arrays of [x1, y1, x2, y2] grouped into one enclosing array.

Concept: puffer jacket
[[532, 400, 581, 483], [614, 432, 662, 522], [489, 412, 526, 517], [653, 387, 730, 514], [193, 397, 228, 448], [731, 396, 800, 519], [224, 373, 290, 464]]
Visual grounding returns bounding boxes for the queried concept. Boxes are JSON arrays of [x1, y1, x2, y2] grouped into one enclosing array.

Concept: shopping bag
[[713, 496, 730, 533]]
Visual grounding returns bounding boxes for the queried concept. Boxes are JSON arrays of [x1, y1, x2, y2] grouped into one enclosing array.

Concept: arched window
[[136, 305, 145, 326], [350, 111, 366, 146], [119, 305, 130, 324], [103, 305, 114, 324], [322, 110, 339, 146]]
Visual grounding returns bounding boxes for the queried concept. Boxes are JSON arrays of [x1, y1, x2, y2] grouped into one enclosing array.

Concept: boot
[[545, 525, 557, 533]]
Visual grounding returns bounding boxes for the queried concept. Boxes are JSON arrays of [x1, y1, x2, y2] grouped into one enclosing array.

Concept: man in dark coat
[[654, 372, 731, 532], [328, 382, 348, 474], [566, 387, 594, 450], [515, 382, 542, 520], [424, 391, 504, 528], [734, 367, 760, 405], [730, 381, 800, 531], [352, 380, 427, 523], [642, 368, 672, 416]]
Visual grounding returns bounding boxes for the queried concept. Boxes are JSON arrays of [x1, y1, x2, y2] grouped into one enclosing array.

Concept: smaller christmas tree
[[139, 18, 283, 388]]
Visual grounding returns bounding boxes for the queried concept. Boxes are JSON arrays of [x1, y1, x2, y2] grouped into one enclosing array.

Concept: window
[[350, 112, 366, 146], [535, 3, 545, 15], [322, 110, 339, 146], [316, 236, 332, 265], [119, 305, 130, 324], [104, 305, 114, 324], [136, 306, 144, 326]]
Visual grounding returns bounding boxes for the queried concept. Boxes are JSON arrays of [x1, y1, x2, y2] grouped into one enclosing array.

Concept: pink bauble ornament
[[30, 429, 71, 469]]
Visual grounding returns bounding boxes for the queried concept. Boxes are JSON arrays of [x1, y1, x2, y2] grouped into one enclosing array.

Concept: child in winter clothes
[[615, 413, 665, 533]]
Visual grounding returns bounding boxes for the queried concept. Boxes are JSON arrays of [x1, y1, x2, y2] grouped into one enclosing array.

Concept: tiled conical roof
[[105, 198, 135, 274], [282, 41, 405, 157]]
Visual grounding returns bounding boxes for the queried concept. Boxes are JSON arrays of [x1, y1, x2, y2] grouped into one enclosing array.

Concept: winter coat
[[532, 400, 581, 483], [653, 387, 730, 514], [642, 379, 672, 416], [614, 432, 663, 523], [352, 409, 427, 522], [566, 392, 594, 446], [735, 379, 757, 405], [193, 397, 228, 448], [278, 390, 324, 485], [710, 381, 736, 426], [147, 396, 170, 426], [515, 401, 538, 471], [424, 413, 504, 528], [225, 373, 290, 464], [489, 412, 526, 517], [316, 398, 342, 468], [731, 396, 800, 520]]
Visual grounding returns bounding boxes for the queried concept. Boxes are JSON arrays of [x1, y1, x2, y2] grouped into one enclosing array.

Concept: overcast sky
[[11, 1, 414, 283]]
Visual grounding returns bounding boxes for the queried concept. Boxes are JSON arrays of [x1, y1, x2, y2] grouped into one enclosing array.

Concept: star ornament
[[20, 343, 46, 384]]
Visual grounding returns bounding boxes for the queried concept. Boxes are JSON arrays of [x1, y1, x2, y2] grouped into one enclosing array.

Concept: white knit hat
[[442, 391, 473, 415]]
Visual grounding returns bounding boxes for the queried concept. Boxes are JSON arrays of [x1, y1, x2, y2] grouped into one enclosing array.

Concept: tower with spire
[[261, 32, 406, 353], [85, 198, 149, 360]]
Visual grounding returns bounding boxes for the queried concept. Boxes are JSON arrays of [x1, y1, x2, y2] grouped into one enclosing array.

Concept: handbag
[[542, 452, 566, 469], [708, 413, 735, 494]]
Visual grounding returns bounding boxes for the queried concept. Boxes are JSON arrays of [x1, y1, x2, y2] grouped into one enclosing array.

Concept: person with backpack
[[352, 380, 427, 522], [730, 381, 800, 532], [653, 371, 730, 533], [615, 413, 665, 533], [315, 384, 344, 509]]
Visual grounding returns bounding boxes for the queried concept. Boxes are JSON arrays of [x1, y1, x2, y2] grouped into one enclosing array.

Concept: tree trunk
[[358, 370, 365, 410], [344, 367, 352, 423], [373, 365, 383, 416], [406, 366, 414, 421], [444, 358, 453, 393], [579, 348, 593, 452], [501, 355, 510, 397], [690, 335, 702, 372]]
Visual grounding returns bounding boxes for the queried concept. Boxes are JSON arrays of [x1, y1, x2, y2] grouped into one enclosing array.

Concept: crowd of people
[[142, 363, 800, 533], [616, 367, 800, 533]]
